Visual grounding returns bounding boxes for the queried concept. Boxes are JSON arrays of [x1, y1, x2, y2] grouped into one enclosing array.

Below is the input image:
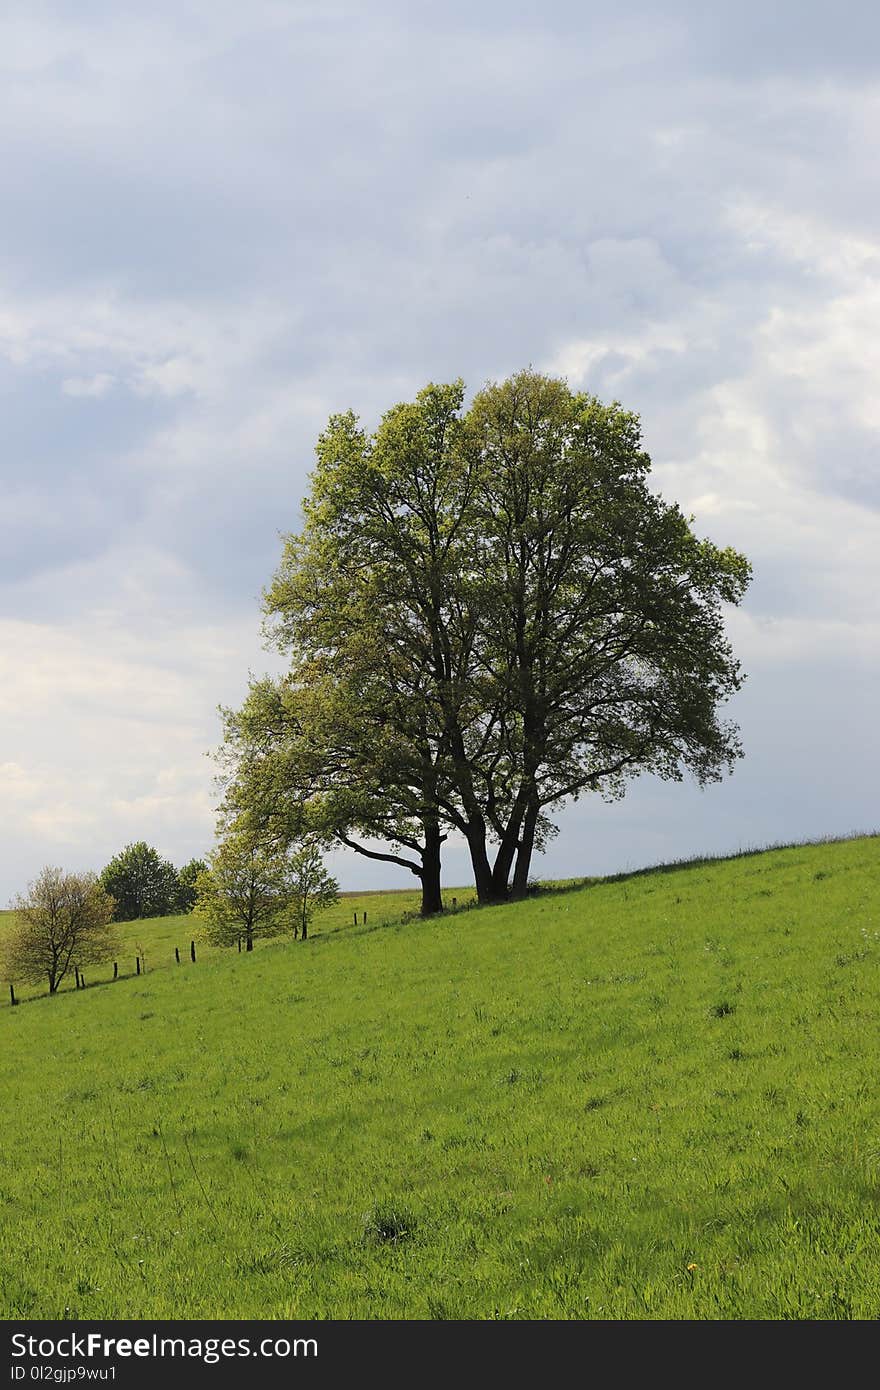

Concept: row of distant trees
[[97, 841, 207, 920], [2, 835, 339, 997]]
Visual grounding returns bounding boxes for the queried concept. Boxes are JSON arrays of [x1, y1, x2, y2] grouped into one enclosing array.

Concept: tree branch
[[335, 833, 423, 876]]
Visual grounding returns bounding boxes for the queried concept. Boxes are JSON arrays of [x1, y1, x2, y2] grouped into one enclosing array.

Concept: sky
[[1, 0, 878, 902]]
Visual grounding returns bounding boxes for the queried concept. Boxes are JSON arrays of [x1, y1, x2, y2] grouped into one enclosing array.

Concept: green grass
[[1, 835, 878, 1319]]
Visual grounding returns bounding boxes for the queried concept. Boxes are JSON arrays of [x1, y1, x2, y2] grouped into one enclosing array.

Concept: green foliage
[[100, 842, 179, 921], [194, 828, 300, 951], [230, 369, 750, 908], [282, 840, 340, 941], [2, 866, 118, 994], [175, 858, 207, 913], [0, 835, 878, 1318]]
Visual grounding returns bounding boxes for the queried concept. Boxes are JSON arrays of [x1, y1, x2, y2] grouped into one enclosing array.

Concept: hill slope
[[1, 836, 878, 1319]]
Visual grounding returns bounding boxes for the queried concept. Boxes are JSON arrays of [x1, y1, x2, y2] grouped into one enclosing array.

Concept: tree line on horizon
[[219, 368, 751, 916]]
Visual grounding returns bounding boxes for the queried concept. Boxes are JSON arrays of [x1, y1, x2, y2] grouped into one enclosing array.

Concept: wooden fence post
[[175, 947, 180, 964], [363, 910, 367, 924], [136, 957, 140, 976], [191, 940, 196, 963], [9, 983, 17, 1006], [113, 962, 118, 980], [353, 911, 357, 925]]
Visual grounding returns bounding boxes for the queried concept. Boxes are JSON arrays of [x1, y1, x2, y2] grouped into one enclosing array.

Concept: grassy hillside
[[1, 836, 878, 1319]]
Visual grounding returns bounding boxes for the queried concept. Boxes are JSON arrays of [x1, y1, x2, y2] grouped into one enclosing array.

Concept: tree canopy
[[99, 842, 179, 921], [3, 867, 118, 994], [176, 858, 208, 913], [221, 370, 751, 909], [285, 839, 340, 941], [194, 825, 307, 951]]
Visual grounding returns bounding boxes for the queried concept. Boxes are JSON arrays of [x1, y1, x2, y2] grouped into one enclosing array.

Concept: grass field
[[1, 835, 878, 1319]]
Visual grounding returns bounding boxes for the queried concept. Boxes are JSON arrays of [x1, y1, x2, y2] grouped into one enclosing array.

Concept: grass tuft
[[362, 1204, 417, 1246]]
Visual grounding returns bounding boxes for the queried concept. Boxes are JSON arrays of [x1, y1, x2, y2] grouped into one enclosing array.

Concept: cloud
[[0, 761, 47, 803], [61, 372, 115, 397], [0, 553, 282, 889]]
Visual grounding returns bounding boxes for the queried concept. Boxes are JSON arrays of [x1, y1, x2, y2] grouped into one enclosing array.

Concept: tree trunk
[[246, 928, 254, 952], [465, 819, 501, 903], [489, 795, 528, 901], [489, 840, 516, 901], [419, 820, 444, 916], [511, 799, 540, 898], [419, 872, 443, 916]]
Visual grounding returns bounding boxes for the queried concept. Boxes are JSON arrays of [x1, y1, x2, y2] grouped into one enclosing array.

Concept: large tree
[[3, 867, 118, 994], [226, 370, 750, 905], [100, 842, 179, 921]]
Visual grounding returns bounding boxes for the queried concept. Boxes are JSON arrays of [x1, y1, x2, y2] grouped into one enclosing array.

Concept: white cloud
[[25, 803, 101, 848], [61, 371, 115, 397], [0, 284, 289, 397], [726, 196, 880, 281], [550, 320, 688, 388], [0, 544, 282, 887], [0, 761, 46, 802]]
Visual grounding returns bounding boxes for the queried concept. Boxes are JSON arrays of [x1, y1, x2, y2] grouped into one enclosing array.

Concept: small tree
[[194, 829, 294, 952], [176, 858, 207, 913], [286, 841, 339, 941], [3, 867, 118, 995], [100, 841, 179, 920]]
